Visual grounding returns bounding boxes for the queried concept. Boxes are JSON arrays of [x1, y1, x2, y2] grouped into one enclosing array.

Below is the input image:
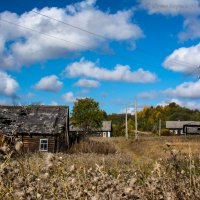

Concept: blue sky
[[1, 0, 200, 113]]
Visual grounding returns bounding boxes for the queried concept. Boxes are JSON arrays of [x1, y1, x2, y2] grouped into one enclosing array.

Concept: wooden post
[[125, 108, 128, 139], [159, 119, 161, 137], [135, 97, 138, 140]]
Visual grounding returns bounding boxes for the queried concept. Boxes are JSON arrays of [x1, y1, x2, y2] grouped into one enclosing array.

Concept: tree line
[[106, 102, 200, 136], [71, 98, 200, 137]]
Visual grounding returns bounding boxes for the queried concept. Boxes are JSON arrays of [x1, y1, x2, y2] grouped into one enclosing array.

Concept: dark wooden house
[[166, 121, 200, 135], [0, 106, 69, 153]]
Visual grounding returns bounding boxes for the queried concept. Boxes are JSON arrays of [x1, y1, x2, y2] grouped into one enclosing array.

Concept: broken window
[[39, 139, 48, 151]]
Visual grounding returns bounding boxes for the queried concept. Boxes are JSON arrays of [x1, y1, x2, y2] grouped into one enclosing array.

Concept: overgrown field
[[1, 136, 200, 199]]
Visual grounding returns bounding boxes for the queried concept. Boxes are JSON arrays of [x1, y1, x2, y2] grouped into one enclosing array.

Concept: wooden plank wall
[[22, 135, 56, 153], [0, 133, 3, 147]]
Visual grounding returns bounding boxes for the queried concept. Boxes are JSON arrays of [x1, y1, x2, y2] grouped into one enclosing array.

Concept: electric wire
[[30, 10, 198, 68]]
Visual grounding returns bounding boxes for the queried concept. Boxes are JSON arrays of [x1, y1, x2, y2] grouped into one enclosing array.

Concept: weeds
[[1, 137, 200, 199], [67, 138, 117, 154]]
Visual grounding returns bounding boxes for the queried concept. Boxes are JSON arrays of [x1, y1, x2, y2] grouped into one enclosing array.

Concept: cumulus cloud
[[157, 98, 200, 110], [34, 75, 63, 92], [0, 0, 143, 70], [164, 80, 200, 99], [74, 79, 100, 88], [140, 0, 200, 16], [0, 71, 19, 97], [140, 0, 200, 41], [62, 92, 76, 103], [179, 17, 200, 41], [65, 58, 157, 83], [163, 43, 200, 74]]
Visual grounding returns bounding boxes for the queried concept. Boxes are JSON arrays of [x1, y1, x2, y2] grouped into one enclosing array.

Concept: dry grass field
[[1, 136, 200, 199]]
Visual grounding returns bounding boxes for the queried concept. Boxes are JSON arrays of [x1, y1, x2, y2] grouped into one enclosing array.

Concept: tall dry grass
[[67, 139, 116, 154], [1, 136, 200, 199]]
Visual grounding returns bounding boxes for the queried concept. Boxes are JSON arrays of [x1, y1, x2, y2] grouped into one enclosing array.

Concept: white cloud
[[120, 104, 144, 114], [74, 79, 100, 88], [0, 0, 143, 70], [163, 43, 200, 74], [140, 0, 200, 41], [140, 0, 200, 16], [0, 71, 19, 97], [157, 98, 182, 107], [34, 75, 63, 92], [183, 101, 200, 110], [62, 92, 76, 103], [164, 80, 200, 99], [157, 98, 200, 110], [179, 17, 200, 41], [121, 107, 135, 115], [65, 58, 157, 83]]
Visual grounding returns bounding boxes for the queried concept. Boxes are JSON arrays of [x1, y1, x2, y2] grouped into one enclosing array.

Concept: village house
[[0, 106, 69, 153], [69, 120, 112, 138], [166, 121, 200, 135]]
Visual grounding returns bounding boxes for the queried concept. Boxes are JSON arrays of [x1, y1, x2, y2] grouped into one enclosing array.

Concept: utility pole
[[125, 108, 128, 139], [135, 97, 138, 140], [159, 119, 161, 137]]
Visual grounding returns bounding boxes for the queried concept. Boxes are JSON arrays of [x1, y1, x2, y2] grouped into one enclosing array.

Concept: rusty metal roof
[[0, 106, 68, 135]]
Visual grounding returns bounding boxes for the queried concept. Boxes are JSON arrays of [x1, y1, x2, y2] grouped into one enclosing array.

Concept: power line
[[31, 10, 107, 40], [30, 10, 198, 68], [1, 17, 199, 75], [0, 18, 162, 70], [0, 0, 198, 69], [0, 18, 94, 51]]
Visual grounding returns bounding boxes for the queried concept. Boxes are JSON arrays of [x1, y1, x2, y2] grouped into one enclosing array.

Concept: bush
[[161, 128, 172, 136]]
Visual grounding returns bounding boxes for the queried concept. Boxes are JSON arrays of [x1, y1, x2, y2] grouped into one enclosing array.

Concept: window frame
[[39, 138, 48, 152]]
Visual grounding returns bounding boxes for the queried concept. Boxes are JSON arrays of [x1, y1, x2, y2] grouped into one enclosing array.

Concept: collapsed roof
[[0, 106, 68, 135]]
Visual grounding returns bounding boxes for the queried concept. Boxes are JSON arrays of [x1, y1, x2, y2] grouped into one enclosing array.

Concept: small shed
[[0, 106, 69, 152], [166, 121, 200, 135]]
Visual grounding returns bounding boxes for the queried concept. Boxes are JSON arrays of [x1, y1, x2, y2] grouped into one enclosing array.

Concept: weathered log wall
[[22, 135, 56, 153]]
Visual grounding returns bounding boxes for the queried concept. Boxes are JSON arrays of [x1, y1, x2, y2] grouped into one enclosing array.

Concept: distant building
[[0, 106, 69, 152], [69, 120, 112, 138], [166, 121, 200, 135], [101, 121, 112, 137]]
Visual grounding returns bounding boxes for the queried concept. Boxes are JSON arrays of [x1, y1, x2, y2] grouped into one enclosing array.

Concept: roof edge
[[0, 105, 69, 109]]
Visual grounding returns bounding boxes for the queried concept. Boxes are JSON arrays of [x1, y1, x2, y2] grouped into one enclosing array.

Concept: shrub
[[161, 128, 172, 136]]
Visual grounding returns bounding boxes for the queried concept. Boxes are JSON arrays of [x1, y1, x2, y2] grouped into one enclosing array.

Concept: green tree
[[71, 98, 104, 134]]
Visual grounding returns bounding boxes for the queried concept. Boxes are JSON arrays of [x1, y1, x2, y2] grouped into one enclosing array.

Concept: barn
[[0, 106, 69, 153]]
